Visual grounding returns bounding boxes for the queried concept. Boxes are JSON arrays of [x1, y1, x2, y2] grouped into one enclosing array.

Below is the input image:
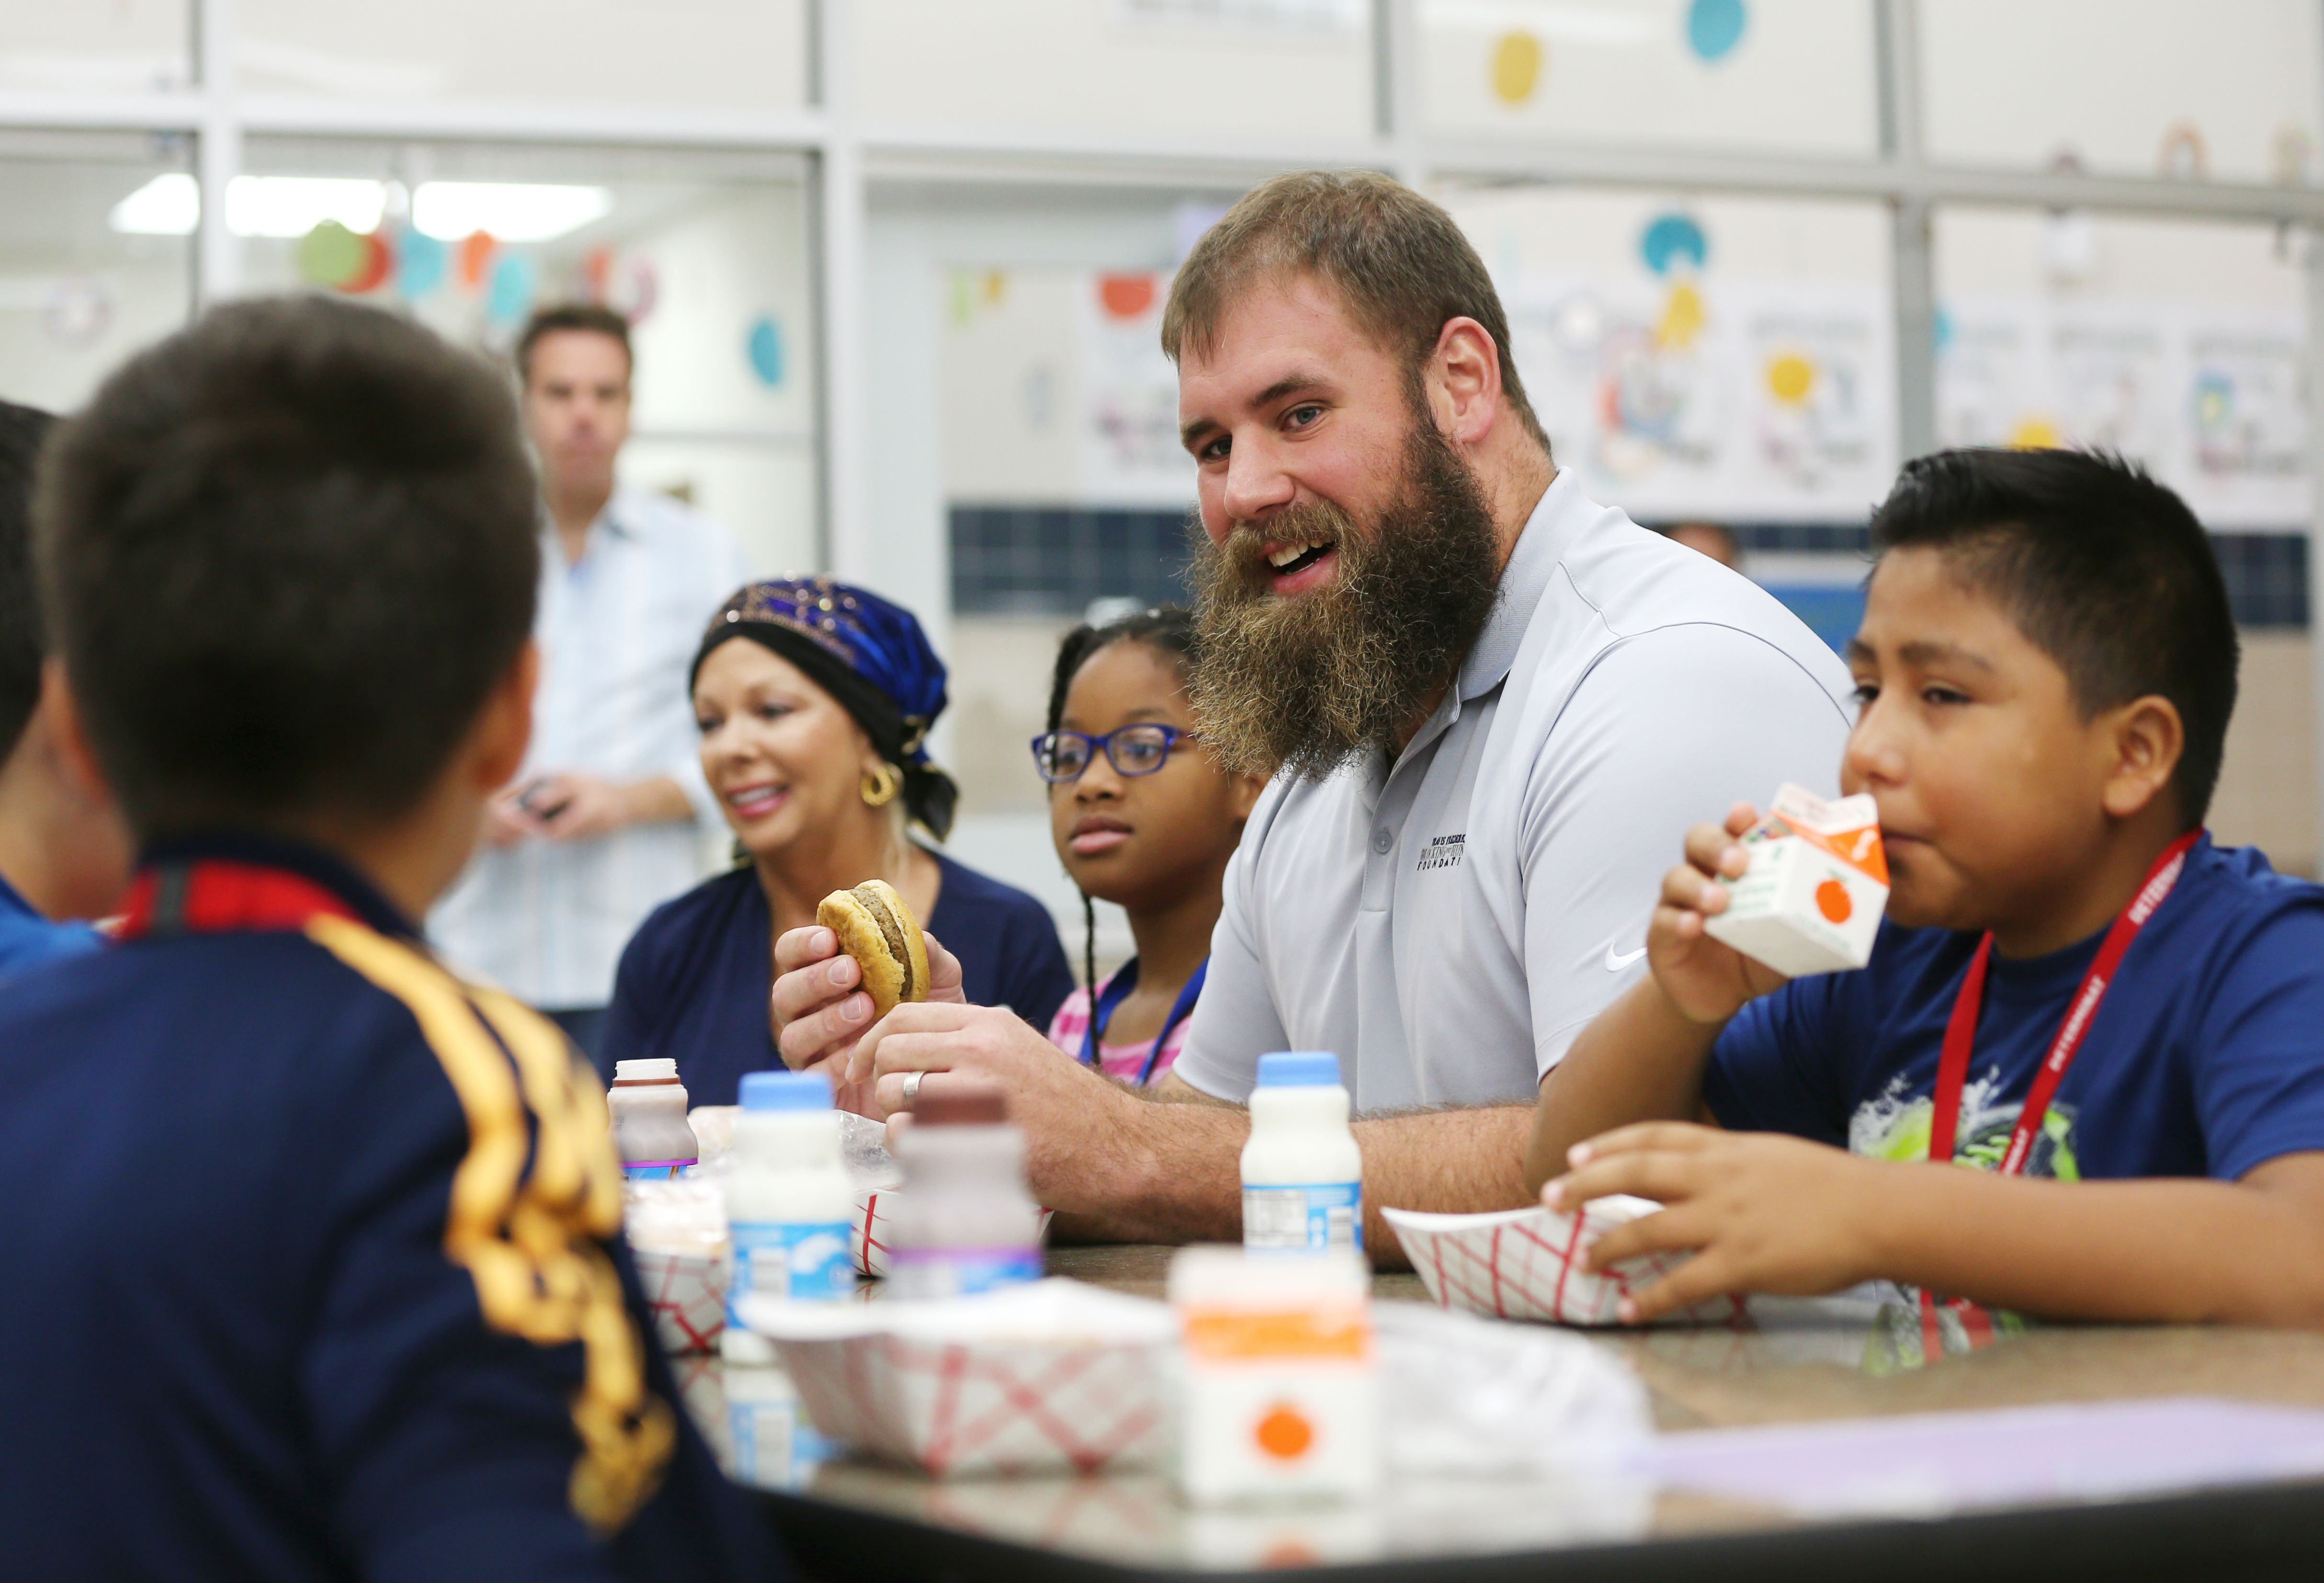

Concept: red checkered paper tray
[[739, 1278, 1174, 1478], [1385, 1196, 1744, 1327], [839, 1113, 1053, 1278]]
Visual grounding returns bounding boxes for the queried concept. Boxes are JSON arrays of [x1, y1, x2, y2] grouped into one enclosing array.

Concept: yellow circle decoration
[[1766, 353, 1814, 406], [1490, 31, 1544, 106], [296, 221, 365, 289], [2009, 417, 2062, 450]]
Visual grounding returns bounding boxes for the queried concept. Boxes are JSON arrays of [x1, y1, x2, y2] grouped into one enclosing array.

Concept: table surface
[[697, 1244, 2324, 1580]]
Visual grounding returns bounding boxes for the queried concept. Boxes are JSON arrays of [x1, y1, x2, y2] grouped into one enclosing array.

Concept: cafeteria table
[[685, 1244, 2324, 1582]]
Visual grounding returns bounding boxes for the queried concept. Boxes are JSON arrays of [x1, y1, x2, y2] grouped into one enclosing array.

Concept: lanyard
[[1917, 830, 2199, 1345], [1081, 956, 1208, 1087], [116, 859, 360, 940]]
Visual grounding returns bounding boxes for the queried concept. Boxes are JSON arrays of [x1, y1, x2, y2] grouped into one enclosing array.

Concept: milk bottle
[[721, 1069, 857, 1364], [1240, 1052, 1363, 1253], [887, 1087, 1044, 1299], [608, 1057, 698, 1181]]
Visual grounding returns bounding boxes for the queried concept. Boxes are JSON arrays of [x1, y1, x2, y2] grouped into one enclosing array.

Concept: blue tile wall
[[949, 508, 2312, 631]]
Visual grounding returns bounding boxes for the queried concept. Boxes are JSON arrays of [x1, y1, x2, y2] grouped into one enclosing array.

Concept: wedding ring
[[901, 1070, 924, 1107]]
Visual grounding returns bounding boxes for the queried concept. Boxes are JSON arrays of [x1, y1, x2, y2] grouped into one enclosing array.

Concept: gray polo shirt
[[1173, 472, 1855, 1111]]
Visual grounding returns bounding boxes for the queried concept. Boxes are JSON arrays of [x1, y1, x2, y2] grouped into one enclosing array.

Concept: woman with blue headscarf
[[600, 577, 1075, 1105]]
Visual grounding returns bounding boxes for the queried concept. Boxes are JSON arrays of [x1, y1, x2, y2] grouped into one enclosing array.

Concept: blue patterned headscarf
[[691, 576, 958, 838]]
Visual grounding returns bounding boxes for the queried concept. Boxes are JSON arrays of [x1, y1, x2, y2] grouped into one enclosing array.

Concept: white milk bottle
[[887, 1087, 1044, 1299], [721, 1069, 857, 1364], [609, 1058, 699, 1181], [1240, 1052, 1363, 1254]]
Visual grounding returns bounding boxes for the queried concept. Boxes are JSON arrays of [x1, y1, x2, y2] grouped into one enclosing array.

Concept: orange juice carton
[[1170, 1245, 1381, 1507], [1701, 783, 1887, 977]]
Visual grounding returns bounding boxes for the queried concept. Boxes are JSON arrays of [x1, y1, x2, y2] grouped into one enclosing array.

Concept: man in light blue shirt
[[0, 398, 129, 984], [431, 306, 742, 1063]]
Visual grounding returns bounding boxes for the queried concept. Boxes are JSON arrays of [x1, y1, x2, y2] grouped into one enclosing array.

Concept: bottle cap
[[1255, 1051, 1343, 1088], [913, 1085, 1008, 1126], [740, 1069, 834, 1111], [611, 1057, 680, 1085]]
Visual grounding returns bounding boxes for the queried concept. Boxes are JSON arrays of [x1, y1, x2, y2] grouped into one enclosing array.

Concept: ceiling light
[[108, 173, 388, 238], [413, 182, 612, 242]]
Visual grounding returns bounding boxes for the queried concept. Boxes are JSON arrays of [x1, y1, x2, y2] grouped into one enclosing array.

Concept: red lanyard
[[1926, 830, 2198, 1176], [116, 859, 360, 940], [1917, 831, 2198, 1349]]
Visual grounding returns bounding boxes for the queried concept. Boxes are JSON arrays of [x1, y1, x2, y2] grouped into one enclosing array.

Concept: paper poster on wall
[[1508, 275, 1896, 522], [1937, 296, 2308, 527], [1078, 271, 1197, 506]]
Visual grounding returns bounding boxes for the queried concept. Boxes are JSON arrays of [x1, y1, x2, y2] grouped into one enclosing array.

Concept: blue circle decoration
[[747, 314, 785, 388], [1639, 213, 1708, 276], [1687, 0, 1747, 62], [1932, 305, 1954, 352], [396, 229, 447, 300]]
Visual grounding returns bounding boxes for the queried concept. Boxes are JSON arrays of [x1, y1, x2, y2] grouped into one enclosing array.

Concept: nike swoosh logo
[[1604, 943, 1648, 971]]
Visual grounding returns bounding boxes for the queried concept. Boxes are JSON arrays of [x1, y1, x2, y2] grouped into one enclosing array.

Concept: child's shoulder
[[2165, 835, 2324, 987]]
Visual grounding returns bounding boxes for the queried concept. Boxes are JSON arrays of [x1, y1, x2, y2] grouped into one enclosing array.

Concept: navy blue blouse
[[601, 852, 1076, 1104]]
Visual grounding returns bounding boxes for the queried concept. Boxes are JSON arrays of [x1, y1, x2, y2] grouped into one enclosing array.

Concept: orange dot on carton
[[1815, 879, 1852, 924], [1254, 1402, 1315, 1461]]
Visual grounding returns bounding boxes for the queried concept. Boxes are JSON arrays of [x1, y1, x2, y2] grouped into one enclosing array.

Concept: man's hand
[[483, 788, 538, 848], [1651, 803, 1791, 1024], [846, 1002, 1155, 1213], [1544, 1121, 1885, 1322], [522, 772, 637, 841], [771, 926, 967, 1072]]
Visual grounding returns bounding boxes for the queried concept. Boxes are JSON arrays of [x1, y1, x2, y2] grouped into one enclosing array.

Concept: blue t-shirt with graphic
[[1705, 835, 2324, 1183]]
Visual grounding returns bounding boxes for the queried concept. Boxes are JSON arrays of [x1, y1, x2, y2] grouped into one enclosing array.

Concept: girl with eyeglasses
[[1033, 608, 1265, 1086]]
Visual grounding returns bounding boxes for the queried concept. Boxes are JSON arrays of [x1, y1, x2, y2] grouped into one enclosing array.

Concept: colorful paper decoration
[[2009, 416, 2063, 451], [485, 249, 538, 330], [1490, 30, 1543, 106], [2157, 121, 2209, 181], [42, 276, 111, 348], [746, 315, 785, 388], [296, 221, 365, 288], [1640, 213, 1709, 276], [340, 233, 392, 295], [1686, 0, 1747, 63], [397, 229, 447, 300], [1655, 282, 1705, 350], [1097, 273, 1157, 320], [457, 230, 498, 291]]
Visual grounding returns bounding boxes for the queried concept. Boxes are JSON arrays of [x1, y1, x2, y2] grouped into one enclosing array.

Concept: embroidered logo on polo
[[1417, 833, 1466, 872]]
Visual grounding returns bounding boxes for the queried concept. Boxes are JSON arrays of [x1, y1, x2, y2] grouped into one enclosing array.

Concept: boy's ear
[[470, 641, 539, 792], [39, 660, 114, 806], [2100, 693, 2185, 823]]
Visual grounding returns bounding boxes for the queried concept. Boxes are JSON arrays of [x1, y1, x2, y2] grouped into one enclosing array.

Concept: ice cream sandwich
[[817, 879, 930, 1018]]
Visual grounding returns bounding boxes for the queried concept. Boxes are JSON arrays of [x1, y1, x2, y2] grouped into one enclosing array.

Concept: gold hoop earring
[[861, 763, 903, 809]]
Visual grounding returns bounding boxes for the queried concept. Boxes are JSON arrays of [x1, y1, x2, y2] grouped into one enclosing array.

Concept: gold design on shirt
[[305, 916, 674, 1534]]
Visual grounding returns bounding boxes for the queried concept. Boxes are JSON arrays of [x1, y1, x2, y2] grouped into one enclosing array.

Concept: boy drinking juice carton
[[1527, 449, 2324, 1327], [0, 300, 777, 1579]]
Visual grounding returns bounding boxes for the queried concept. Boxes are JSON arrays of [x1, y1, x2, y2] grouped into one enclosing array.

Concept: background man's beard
[[1188, 416, 1502, 781]]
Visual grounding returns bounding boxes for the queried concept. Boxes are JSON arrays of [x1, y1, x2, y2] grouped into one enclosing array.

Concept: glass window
[[0, 130, 193, 411], [854, 0, 1373, 141], [1419, 0, 1877, 156], [228, 136, 818, 578], [1922, 0, 2324, 182], [237, 0, 807, 114], [0, 2, 190, 94]]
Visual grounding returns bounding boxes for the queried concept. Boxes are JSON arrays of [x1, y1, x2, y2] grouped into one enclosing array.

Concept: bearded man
[[771, 171, 1852, 1261]]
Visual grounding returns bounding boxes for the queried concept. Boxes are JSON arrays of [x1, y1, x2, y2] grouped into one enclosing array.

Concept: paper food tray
[[632, 1246, 729, 1355], [740, 1278, 1174, 1478], [1385, 1197, 1743, 1327]]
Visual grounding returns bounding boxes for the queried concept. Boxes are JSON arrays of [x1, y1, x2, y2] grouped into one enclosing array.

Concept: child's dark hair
[[1045, 606, 1199, 994], [36, 295, 540, 841], [0, 399, 56, 763], [1869, 447, 2238, 826]]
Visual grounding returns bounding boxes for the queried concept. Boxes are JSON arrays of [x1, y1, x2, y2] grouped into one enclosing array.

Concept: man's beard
[[1187, 412, 1502, 781]]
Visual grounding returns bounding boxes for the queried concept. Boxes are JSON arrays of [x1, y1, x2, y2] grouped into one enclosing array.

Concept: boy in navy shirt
[[0, 298, 778, 1579], [0, 398, 128, 981], [1530, 448, 2324, 1326]]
